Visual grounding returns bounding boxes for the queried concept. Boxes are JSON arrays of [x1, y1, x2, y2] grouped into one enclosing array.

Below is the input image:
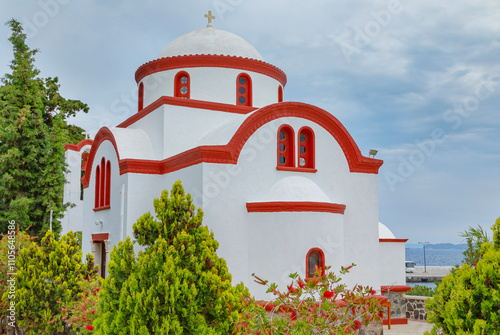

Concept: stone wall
[[381, 291, 407, 320], [406, 295, 428, 321]]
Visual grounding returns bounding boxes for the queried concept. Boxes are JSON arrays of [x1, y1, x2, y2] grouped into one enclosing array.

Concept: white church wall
[[141, 67, 282, 109], [199, 115, 379, 299], [125, 107, 165, 159], [160, 105, 246, 158], [61, 144, 91, 235], [379, 242, 406, 286], [340, 173, 381, 291], [81, 140, 124, 265], [246, 212, 345, 299]]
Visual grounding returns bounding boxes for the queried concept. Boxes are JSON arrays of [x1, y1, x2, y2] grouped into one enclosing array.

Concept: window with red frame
[[174, 71, 190, 99], [138, 82, 144, 111], [95, 166, 100, 208], [298, 127, 315, 169], [277, 125, 295, 167], [278, 85, 283, 102], [236, 73, 252, 106], [306, 248, 325, 278], [95, 158, 111, 210]]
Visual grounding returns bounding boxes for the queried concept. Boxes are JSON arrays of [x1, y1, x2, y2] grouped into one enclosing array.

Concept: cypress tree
[[95, 181, 247, 334], [0, 19, 88, 238]]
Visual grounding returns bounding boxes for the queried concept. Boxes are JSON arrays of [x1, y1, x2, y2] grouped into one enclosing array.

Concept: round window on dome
[[300, 157, 306, 166], [300, 145, 306, 154], [181, 76, 188, 84], [239, 77, 246, 85], [279, 143, 286, 152], [180, 86, 188, 95], [279, 131, 286, 140], [239, 87, 246, 94], [279, 155, 286, 165], [239, 96, 246, 104], [300, 133, 306, 143]]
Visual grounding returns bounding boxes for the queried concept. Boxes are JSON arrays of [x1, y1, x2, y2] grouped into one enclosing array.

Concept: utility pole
[[419, 242, 430, 273]]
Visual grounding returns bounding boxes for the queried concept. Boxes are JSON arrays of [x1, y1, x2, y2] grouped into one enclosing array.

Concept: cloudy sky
[[1, 0, 499, 244]]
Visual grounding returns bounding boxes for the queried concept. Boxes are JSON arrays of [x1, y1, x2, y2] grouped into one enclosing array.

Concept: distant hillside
[[406, 243, 468, 250]]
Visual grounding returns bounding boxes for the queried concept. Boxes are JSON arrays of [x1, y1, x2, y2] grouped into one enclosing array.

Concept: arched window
[[105, 161, 111, 206], [138, 82, 144, 111], [236, 73, 252, 106], [174, 71, 190, 99], [306, 248, 325, 278], [95, 166, 100, 209], [100, 158, 106, 207], [278, 85, 283, 102], [298, 127, 315, 169], [95, 158, 111, 210], [277, 125, 295, 168]]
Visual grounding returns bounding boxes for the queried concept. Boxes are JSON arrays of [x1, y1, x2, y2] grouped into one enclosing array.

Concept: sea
[[405, 246, 467, 287], [405, 247, 466, 267]]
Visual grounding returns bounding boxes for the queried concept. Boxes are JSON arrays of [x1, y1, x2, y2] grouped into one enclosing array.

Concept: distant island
[[406, 243, 468, 250]]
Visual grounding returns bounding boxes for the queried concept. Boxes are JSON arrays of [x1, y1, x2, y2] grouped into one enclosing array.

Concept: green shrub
[[426, 217, 500, 334], [13, 230, 98, 334], [94, 181, 247, 334]]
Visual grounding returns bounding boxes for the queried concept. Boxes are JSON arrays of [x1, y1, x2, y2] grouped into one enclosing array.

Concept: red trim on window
[[64, 139, 93, 152], [81, 152, 89, 171], [276, 166, 317, 173], [92, 233, 109, 242], [135, 54, 287, 87], [93, 205, 110, 212], [100, 158, 105, 207], [83, 103, 383, 188], [118, 96, 257, 128], [306, 248, 325, 278], [379, 238, 408, 243], [381, 285, 412, 293], [94, 166, 100, 208], [236, 73, 252, 106], [105, 161, 111, 206], [298, 126, 315, 169], [174, 71, 190, 99], [138, 82, 144, 111], [277, 125, 295, 168], [278, 86, 283, 102], [246, 202, 346, 214]]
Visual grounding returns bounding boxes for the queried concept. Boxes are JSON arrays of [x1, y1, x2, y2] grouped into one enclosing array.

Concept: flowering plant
[[60, 276, 100, 334], [237, 264, 384, 334]]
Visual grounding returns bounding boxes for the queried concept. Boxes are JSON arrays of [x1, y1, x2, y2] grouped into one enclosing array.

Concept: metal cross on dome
[[205, 10, 215, 28]]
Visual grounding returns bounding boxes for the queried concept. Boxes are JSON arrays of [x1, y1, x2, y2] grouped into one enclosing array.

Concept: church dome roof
[[379, 222, 396, 239], [158, 27, 264, 61]]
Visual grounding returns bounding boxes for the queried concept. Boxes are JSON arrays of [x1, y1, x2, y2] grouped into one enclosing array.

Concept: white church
[[62, 12, 408, 310]]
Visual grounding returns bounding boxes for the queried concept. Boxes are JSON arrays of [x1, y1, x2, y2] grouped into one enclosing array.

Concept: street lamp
[[419, 242, 430, 273]]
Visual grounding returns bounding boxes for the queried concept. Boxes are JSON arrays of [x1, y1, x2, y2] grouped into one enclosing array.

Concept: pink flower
[[298, 279, 305, 289], [92, 310, 96, 315], [85, 325, 94, 331], [323, 291, 334, 299]]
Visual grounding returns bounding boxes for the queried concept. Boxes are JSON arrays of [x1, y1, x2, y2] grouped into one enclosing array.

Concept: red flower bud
[[85, 325, 94, 331], [354, 320, 362, 330], [323, 291, 334, 299], [290, 311, 297, 320], [298, 280, 305, 289], [370, 289, 376, 295], [92, 310, 96, 314]]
